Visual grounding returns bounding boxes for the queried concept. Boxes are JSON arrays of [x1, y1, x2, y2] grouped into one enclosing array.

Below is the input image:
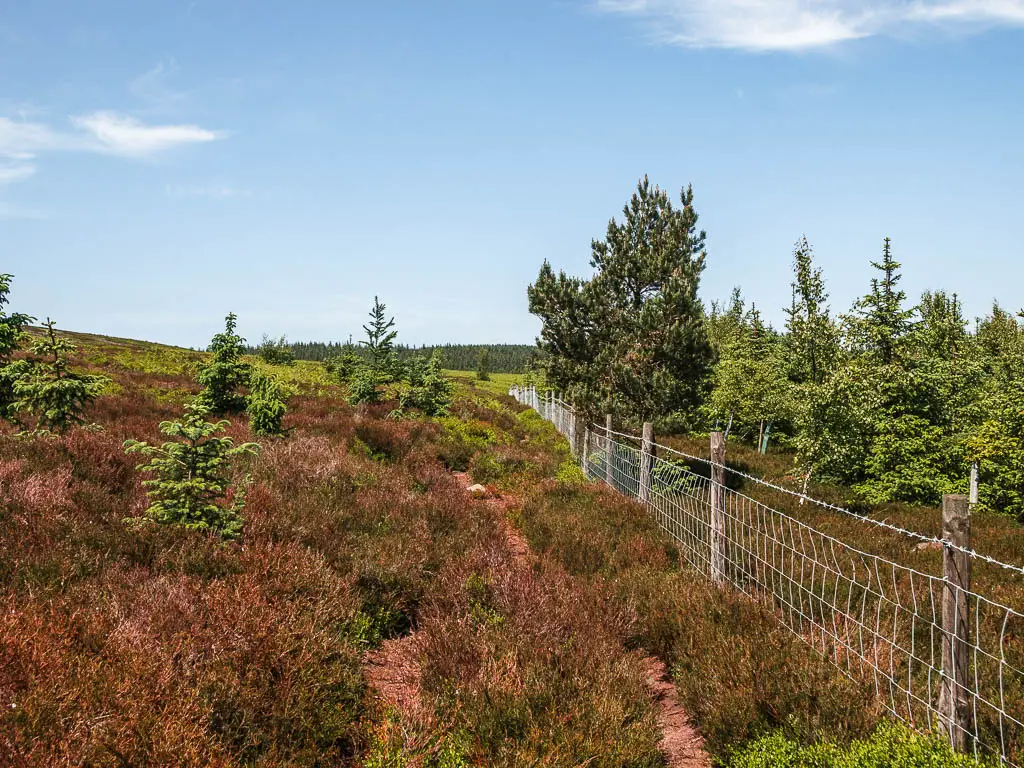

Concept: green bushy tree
[[362, 296, 398, 381], [12, 319, 108, 433], [247, 370, 289, 436], [529, 176, 712, 422], [476, 348, 491, 381], [124, 402, 259, 540], [348, 367, 381, 405], [257, 334, 295, 366], [197, 313, 250, 414], [399, 351, 454, 416], [0, 274, 34, 422]]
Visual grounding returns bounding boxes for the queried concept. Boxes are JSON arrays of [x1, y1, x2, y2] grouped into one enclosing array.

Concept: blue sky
[[2, 1, 1023, 348]]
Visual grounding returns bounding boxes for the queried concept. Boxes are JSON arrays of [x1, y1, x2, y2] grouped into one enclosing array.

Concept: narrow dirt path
[[454, 473, 711, 768], [364, 632, 426, 723], [364, 471, 710, 767]]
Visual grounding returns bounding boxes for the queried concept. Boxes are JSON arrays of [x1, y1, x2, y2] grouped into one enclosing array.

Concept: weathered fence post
[[939, 494, 972, 752], [639, 422, 654, 505], [605, 414, 614, 488], [969, 462, 979, 506], [581, 424, 590, 473], [710, 431, 727, 585]]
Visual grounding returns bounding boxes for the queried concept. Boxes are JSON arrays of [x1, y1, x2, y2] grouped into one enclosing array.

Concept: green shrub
[[124, 403, 259, 540], [257, 334, 295, 366], [436, 418, 497, 471], [0, 273, 33, 423], [728, 721, 996, 768], [247, 370, 288, 435], [399, 351, 454, 417], [348, 368, 381, 405]]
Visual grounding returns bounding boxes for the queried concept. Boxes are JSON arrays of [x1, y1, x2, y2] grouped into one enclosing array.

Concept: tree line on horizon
[[529, 176, 1024, 518], [255, 339, 539, 374]]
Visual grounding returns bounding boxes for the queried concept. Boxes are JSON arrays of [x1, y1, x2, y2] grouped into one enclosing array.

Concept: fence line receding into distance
[[510, 385, 1024, 767]]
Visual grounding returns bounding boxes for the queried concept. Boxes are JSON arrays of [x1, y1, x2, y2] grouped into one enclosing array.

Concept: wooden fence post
[[939, 494, 972, 752], [639, 422, 654, 504], [969, 462, 979, 506], [710, 431, 726, 585], [581, 424, 590, 472], [605, 414, 614, 488]]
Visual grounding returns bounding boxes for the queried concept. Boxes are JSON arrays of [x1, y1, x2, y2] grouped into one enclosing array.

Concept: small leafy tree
[[197, 313, 250, 414], [124, 403, 259, 540], [0, 274, 34, 422], [257, 334, 295, 366], [13, 319, 108, 433], [247, 370, 289, 436], [476, 348, 491, 381], [326, 347, 365, 384]]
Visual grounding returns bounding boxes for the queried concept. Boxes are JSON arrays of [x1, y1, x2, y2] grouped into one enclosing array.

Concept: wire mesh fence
[[511, 385, 1024, 767]]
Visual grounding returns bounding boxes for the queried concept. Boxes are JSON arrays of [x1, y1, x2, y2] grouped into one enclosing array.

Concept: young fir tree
[[784, 237, 840, 386], [197, 313, 251, 414], [399, 350, 454, 416], [362, 296, 398, 377], [247, 370, 289, 436], [12, 319, 108, 433], [476, 347, 491, 381], [124, 402, 259, 540], [0, 274, 34, 422], [848, 238, 915, 364]]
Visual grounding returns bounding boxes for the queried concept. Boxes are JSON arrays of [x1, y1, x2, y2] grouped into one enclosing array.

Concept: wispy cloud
[[0, 111, 224, 186], [71, 112, 222, 157], [594, 0, 1024, 51]]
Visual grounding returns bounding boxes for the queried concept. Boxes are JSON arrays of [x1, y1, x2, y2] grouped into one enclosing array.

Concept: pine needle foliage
[[0, 274, 34, 422], [399, 351, 454, 416], [247, 370, 288, 436], [476, 348, 491, 381], [13, 319, 107, 433], [197, 313, 251, 414], [124, 403, 259, 540]]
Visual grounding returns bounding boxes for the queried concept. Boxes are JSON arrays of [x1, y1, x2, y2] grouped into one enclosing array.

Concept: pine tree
[[399, 351, 454, 416], [784, 237, 840, 386], [0, 274, 34, 423], [529, 177, 712, 422], [197, 313, 250, 414], [848, 238, 915, 364], [124, 402, 259, 540], [476, 348, 491, 381], [362, 296, 398, 376], [591, 177, 712, 421], [247, 370, 288, 436], [12, 320, 108, 433]]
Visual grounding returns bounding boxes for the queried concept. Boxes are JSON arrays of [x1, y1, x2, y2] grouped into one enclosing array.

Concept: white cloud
[[0, 160, 35, 185], [71, 111, 222, 157], [0, 111, 223, 188], [595, 0, 1024, 51]]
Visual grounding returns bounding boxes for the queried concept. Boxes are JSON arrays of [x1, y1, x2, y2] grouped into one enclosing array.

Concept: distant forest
[[270, 341, 539, 374]]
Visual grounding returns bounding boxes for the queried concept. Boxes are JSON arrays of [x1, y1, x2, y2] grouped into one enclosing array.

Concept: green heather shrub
[[728, 721, 996, 768], [12, 319, 108, 433], [247, 370, 289, 436], [124, 403, 259, 540], [197, 312, 250, 414], [436, 417, 497, 471]]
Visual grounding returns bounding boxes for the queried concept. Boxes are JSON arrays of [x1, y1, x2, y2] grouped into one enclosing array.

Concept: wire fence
[[511, 385, 1024, 767]]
